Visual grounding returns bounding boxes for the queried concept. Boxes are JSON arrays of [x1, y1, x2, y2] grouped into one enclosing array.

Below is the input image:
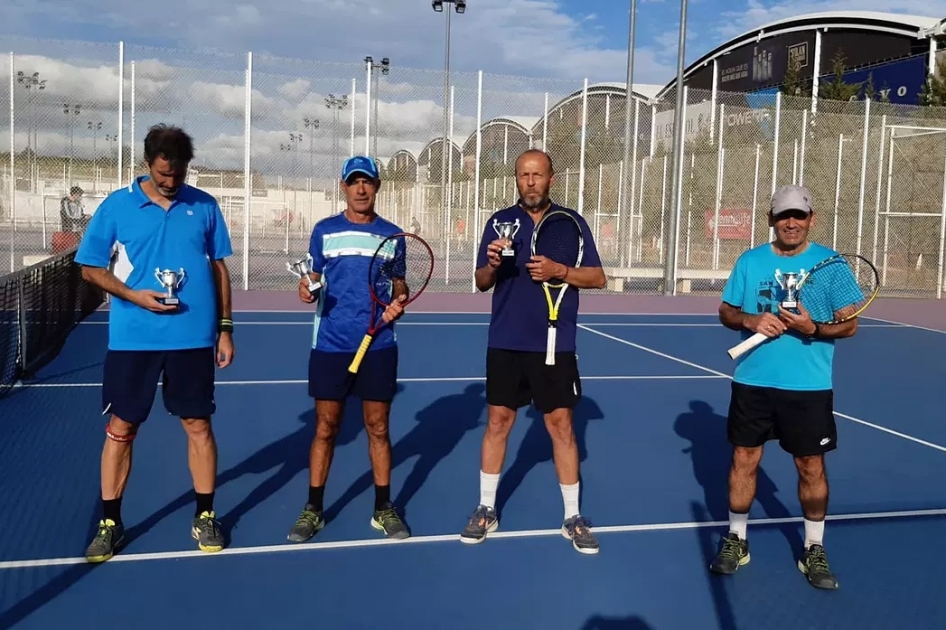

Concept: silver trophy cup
[[492, 218, 520, 257], [287, 254, 323, 293], [774, 269, 802, 309], [154, 267, 185, 306]]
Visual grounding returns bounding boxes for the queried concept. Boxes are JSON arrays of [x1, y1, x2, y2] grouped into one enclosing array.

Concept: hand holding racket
[[726, 253, 879, 360], [348, 232, 434, 374], [531, 209, 584, 366]]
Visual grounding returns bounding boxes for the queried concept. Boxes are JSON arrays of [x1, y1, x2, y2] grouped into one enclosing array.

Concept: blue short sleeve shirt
[[721, 241, 842, 391], [476, 203, 602, 353], [75, 176, 233, 352], [308, 212, 403, 353]]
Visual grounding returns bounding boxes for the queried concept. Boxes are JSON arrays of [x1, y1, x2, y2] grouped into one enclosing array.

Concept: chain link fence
[[4, 38, 946, 297]]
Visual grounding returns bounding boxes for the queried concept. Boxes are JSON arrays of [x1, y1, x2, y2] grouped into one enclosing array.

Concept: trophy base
[[307, 281, 323, 293], [157, 297, 180, 306], [500, 249, 515, 257], [781, 299, 797, 309]]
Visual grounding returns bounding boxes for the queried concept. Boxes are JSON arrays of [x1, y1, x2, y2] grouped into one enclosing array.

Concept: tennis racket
[[726, 253, 879, 361], [531, 209, 584, 366], [348, 232, 434, 374]]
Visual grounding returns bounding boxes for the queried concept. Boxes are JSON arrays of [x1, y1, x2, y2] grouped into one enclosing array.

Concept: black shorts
[[102, 347, 217, 424], [308, 345, 398, 402], [727, 381, 837, 457], [485, 348, 581, 414]]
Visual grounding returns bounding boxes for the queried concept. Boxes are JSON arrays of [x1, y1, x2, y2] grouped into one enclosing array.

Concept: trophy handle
[[177, 268, 186, 287], [154, 267, 162, 284]]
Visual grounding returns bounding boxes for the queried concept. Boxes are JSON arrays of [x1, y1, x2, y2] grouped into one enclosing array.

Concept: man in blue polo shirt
[[460, 149, 605, 554], [287, 155, 410, 543], [74, 124, 234, 563], [711, 184, 857, 590]]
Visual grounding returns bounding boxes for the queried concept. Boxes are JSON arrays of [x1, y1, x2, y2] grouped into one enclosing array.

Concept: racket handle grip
[[545, 327, 557, 365], [348, 334, 374, 373], [726, 332, 767, 360]]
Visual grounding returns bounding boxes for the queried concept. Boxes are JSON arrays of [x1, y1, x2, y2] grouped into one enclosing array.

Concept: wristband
[[218, 318, 233, 334]]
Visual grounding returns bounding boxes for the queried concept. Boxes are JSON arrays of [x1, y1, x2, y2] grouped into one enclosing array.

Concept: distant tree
[[819, 50, 862, 101], [919, 58, 946, 106], [781, 57, 810, 98]]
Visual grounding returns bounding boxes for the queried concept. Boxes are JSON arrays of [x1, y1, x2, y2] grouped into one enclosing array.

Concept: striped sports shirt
[[307, 211, 403, 353]]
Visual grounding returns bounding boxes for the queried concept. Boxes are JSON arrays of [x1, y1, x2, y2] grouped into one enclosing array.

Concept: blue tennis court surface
[[2, 308, 945, 629]]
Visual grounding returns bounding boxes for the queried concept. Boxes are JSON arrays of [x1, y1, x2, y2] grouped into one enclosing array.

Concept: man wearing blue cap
[[287, 155, 410, 542], [712, 183, 856, 590]]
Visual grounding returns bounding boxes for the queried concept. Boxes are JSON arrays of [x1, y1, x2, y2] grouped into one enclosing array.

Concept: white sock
[[479, 471, 500, 508], [804, 518, 825, 549], [561, 482, 580, 519], [729, 510, 749, 540]]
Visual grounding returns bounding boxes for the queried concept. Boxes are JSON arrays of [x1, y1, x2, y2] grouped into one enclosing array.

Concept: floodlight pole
[[663, 0, 688, 296], [433, 0, 464, 237], [620, 0, 637, 270]]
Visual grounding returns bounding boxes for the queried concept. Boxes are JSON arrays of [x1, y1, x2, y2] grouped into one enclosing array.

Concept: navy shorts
[[102, 347, 217, 424], [308, 345, 398, 402]]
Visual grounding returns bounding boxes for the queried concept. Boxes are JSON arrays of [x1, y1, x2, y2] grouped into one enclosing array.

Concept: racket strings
[[533, 214, 581, 266], [800, 255, 875, 323], [369, 235, 433, 302]]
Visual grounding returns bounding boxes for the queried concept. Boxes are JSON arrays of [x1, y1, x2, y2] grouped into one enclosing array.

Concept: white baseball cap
[[770, 184, 813, 216]]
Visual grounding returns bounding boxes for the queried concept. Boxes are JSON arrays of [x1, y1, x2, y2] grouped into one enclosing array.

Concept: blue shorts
[[102, 347, 217, 424], [308, 345, 398, 402]]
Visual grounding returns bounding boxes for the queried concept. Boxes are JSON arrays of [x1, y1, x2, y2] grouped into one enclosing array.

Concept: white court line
[[3, 506, 944, 570], [579, 324, 946, 454], [854, 315, 946, 335], [17, 374, 728, 388], [75, 320, 905, 328]]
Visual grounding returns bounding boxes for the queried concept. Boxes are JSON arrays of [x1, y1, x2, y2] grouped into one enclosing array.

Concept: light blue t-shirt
[[308, 212, 403, 353], [721, 241, 850, 391], [75, 176, 233, 351]]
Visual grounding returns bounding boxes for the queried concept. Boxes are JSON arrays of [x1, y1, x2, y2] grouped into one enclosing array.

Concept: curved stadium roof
[[656, 11, 945, 98]]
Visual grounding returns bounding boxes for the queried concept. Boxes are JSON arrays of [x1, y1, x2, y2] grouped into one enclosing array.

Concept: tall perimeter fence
[[4, 37, 946, 298]]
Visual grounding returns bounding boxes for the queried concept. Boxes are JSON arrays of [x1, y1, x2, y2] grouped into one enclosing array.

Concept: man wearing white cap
[[710, 184, 858, 590]]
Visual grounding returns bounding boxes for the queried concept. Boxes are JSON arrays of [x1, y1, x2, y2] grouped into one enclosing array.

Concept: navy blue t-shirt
[[476, 203, 601, 353]]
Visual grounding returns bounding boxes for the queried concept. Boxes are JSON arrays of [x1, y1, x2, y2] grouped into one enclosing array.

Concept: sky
[[1, 1, 945, 177]]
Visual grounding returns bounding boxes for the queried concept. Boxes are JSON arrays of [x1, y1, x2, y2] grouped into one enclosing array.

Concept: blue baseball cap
[[341, 155, 380, 181]]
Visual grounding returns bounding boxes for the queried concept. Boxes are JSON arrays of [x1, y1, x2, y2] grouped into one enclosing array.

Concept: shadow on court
[[0, 390, 379, 629], [580, 615, 654, 630], [323, 382, 488, 525], [494, 395, 604, 518], [673, 399, 803, 554], [675, 399, 805, 630]]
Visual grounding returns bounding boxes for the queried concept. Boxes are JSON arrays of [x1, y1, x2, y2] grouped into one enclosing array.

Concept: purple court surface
[[1, 291, 945, 630]]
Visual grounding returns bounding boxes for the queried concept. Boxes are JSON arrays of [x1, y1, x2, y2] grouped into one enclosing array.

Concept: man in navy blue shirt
[[460, 149, 605, 554], [287, 156, 410, 543], [75, 124, 234, 563]]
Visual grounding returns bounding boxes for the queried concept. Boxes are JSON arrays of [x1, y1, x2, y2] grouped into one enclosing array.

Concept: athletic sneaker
[[85, 519, 125, 563], [192, 510, 225, 552], [798, 544, 839, 589], [459, 504, 499, 544], [287, 504, 326, 543], [562, 515, 599, 554], [709, 532, 750, 574], [371, 503, 410, 539]]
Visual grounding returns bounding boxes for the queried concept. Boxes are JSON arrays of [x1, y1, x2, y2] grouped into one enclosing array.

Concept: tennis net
[[0, 248, 106, 398]]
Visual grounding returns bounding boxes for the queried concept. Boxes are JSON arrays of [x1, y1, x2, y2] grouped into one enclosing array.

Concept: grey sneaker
[[371, 503, 410, 539], [562, 515, 599, 554], [85, 519, 125, 563], [459, 505, 499, 544], [798, 544, 839, 589], [287, 504, 325, 543], [709, 532, 750, 574], [191, 510, 225, 553]]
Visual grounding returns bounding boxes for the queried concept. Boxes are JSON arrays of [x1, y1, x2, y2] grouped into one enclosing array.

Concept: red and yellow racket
[[348, 232, 434, 373]]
